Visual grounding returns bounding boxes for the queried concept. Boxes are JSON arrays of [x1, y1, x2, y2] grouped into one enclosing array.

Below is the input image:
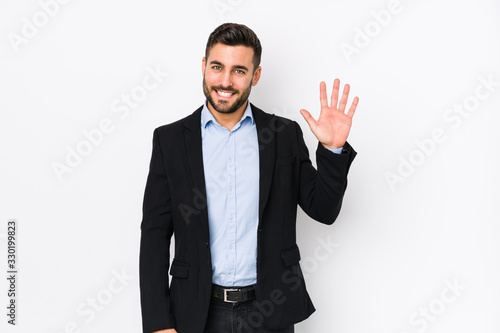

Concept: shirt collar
[[201, 100, 254, 130]]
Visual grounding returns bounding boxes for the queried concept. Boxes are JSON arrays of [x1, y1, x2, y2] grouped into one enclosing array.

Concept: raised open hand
[[300, 78, 359, 150]]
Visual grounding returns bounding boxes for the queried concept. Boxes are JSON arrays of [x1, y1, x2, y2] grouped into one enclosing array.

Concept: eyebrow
[[210, 60, 249, 72]]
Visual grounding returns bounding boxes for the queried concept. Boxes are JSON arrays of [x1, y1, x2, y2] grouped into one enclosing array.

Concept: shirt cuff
[[326, 147, 343, 154]]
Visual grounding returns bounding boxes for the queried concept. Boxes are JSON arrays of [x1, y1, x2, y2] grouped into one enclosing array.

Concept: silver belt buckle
[[223, 288, 239, 303]]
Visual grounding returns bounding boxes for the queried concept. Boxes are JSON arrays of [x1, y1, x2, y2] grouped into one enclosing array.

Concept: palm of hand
[[300, 79, 359, 150]]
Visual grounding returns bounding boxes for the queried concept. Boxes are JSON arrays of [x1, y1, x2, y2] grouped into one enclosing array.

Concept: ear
[[252, 66, 262, 86], [202, 57, 206, 76]]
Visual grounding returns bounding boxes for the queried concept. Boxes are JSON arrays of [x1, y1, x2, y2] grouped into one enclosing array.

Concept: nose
[[221, 70, 232, 88]]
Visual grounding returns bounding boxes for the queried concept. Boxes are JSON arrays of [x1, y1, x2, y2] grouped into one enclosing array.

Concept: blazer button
[[205, 242, 209, 248]]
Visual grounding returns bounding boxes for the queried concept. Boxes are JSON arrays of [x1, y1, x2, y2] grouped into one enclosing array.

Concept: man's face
[[202, 43, 261, 115]]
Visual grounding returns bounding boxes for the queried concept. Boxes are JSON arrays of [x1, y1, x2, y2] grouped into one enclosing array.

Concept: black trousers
[[204, 297, 294, 333]]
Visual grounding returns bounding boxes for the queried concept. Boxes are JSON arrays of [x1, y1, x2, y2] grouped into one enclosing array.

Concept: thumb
[[300, 109, 316, 130]]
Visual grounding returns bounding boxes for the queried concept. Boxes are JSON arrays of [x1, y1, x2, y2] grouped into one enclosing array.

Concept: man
[[140, 23, 359, 333]]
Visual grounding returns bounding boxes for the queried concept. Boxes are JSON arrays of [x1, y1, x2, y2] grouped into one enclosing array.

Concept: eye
[[212, 65, 221, 70], [235, 69, 245, 74]]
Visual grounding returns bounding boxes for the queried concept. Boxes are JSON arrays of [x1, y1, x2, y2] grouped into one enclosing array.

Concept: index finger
[[347, 96, 359, 118]]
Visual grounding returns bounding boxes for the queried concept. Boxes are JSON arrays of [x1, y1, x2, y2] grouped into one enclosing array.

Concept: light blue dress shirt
[[201, 101, 342, 287]]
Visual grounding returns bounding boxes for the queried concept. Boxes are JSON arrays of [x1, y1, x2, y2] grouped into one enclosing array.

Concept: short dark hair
[[205, 23, 262, 70]]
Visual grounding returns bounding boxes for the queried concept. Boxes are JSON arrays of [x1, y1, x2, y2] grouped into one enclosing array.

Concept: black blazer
[[139, 104, 356, 333]]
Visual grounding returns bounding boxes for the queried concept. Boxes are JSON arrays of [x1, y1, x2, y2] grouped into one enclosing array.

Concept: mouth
[[215, 89, 236, 99]]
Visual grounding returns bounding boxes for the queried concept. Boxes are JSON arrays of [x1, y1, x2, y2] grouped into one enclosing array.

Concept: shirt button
[[228, 186, 233, 191], [228, 158, 232, 163], [230, 216, 234, 220], [228, 274, 232, 277], [229, 244, 233, 249]]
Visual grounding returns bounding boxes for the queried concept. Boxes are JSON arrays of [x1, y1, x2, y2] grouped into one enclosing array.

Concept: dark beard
[[203, 77, 253, 114]]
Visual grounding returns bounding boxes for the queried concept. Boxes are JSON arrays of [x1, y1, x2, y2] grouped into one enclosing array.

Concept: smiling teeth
[[217, 91, 233, 97]]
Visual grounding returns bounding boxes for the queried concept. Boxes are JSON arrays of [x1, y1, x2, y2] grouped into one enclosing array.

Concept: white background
[[1, 0, 499, 332]]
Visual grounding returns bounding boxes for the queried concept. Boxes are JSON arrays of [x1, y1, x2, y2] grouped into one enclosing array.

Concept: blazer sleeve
[[295, 122, 357, 224], [139, 128, 176, 332]]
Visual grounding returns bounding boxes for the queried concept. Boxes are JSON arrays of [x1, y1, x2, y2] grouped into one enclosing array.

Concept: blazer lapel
[[182, 106, 210, 235], [251, 104, 277, 224]]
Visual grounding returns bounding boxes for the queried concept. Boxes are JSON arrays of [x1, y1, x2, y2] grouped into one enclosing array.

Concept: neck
[[207, 100, 248, 130]]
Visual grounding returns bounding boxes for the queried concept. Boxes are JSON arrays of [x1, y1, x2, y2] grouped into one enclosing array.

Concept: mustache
[[212, 86, 238, 93]]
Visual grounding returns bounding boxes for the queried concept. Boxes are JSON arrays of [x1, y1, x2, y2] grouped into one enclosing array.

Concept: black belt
[[211, 284, 256, 303]]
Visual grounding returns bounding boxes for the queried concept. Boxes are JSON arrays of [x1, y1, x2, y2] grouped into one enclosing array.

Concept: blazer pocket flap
[[169, 259, 189, 278], [281, 244, 301, 267], [275, 155, 296, 167]]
